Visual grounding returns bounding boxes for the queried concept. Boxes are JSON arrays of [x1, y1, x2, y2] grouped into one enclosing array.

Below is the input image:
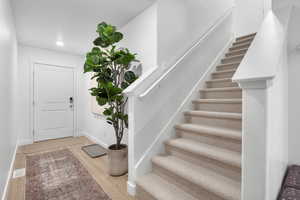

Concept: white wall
[[157, 0, 234, 68], [272, 0, 294, 10], [265, 40, 289, 200], [0, 0, 18, 198], [288, 52, 300, 165], [234, 0, 270, 37], [264, 7, 291, 199], [120, 3, 157, 73], [287, 5, 300, 165], [17, 45, 85, 144]]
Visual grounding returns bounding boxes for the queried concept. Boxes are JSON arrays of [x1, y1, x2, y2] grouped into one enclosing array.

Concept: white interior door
[[34, 63, 75, 141]]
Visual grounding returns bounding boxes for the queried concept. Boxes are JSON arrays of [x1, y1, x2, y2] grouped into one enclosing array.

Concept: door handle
[[69, 97, 74, 109]]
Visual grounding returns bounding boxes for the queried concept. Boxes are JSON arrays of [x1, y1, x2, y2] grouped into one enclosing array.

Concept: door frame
[[29, 60, 79, 143]]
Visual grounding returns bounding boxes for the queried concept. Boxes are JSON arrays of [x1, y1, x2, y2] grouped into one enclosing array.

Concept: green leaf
[[103, 107, 113, 116], [102, 24, 116, 37], [121, 82, 129, 89], [111, 32, 123, 43], [84, 63, 93, 73], [96, 96, 107, 106], [124, 71, 137, 83], [115, 52, 135, 66], [94, 68, 113, 84], [96, 22, 108, 34], [93, 37, 110, 48], [114, 95, 124, 102], [91, 55, 100, 65], [91, 47, 101, 54]]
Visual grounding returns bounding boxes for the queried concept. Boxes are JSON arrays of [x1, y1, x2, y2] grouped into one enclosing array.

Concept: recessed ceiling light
[[56, 41, 64, 47]]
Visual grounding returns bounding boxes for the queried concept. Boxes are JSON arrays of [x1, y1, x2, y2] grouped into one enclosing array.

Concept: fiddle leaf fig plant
[[84, 22, 138, 149]]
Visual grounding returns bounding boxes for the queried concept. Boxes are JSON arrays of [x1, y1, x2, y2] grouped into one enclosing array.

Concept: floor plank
[[6, 136, 135, 200], [7, 177, 25, 200]]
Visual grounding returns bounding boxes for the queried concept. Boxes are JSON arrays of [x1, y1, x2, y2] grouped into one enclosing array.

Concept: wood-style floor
[[6, 136, 135, 200]]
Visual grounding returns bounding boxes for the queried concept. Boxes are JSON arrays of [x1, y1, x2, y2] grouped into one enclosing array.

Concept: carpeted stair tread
[[166, 138, 241, 168], [193, 99, 242, 104], [222, 54, 244, 61], [236, 33, 256, 41], [137, 173, 197, 200], [184, 110, 242, 120], [226, 48, 248, 56], [175, 123, 241, 140], [217, 62, 240, 67], [212, 69, 236, 74], [206, 78, 233, 83], [212, 69, 236, 75], [200, 87, 241, 92], [229, 42, 251, 51], [232, 39, 253, 46], [152, 156, 241, 200]]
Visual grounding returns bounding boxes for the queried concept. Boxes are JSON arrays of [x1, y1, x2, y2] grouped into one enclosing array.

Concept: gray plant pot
[[108, 144, 128, 176]]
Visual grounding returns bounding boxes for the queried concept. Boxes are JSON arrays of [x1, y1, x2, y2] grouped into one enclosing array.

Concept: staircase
[[136, 33, 256, 200]]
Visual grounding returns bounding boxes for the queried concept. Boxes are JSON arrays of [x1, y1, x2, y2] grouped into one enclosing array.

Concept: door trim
[[29, 60, 79, 143]]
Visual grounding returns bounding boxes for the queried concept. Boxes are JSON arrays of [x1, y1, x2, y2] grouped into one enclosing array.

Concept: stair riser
[[226, 49, 248, 57], [177, 130, 241, 152], [201, 90, 242, 99], [206, 81, 238, 88], [165, 145, 241, 181], [216, 65, 238, 71], [152, 164, 224, 200], [194, 102, 242, 113], [136, 186, 156, 200], [221, 57, 243, 64], [185, 115, 242, 130], [212, 71, 235, 79], [230, 43, 251, 51]]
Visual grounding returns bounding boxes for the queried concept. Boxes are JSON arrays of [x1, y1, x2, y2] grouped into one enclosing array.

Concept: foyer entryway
[[33, 63, 75, 141]]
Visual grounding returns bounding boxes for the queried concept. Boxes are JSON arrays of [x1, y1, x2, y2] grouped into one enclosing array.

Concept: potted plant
[[84, 22, 138, 176]]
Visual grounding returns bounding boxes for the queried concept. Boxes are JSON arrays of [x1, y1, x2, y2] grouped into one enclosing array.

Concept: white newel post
[[126, 94, 137, 196], [238, 79, 272, 200]]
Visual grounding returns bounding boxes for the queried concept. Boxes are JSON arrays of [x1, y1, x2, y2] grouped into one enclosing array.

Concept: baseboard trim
[[81, 131, 109, 149], [1, 143, 18, 200], [17, 139, 33, 146], [127, 180, 136, 196]]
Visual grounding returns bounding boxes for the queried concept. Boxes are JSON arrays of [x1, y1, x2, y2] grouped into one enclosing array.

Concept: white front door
[[33, 63, 75, 141]]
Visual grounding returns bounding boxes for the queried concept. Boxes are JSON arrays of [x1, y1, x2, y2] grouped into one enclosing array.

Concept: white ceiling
[[12, 0, 154, 55]]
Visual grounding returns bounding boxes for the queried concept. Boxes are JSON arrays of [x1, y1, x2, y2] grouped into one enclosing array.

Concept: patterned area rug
[[26, 149, 111, 200]]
